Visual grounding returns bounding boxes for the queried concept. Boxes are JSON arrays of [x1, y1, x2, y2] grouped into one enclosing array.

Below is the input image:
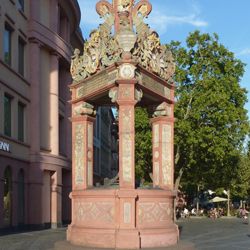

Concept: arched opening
[[3, 166, 12, 227], [18, 169, 25, 225]]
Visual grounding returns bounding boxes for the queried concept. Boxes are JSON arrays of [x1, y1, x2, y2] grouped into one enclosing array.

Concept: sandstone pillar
[[50, 54, 59, 155], [115, 72, 141, 249], [29, 40, 41, 153], [28, 40, 43, 226], [71, 103, 95, 190], [151, 103, 174, 189], [117, 80, 137, 190], [51, 170, 62, 228]]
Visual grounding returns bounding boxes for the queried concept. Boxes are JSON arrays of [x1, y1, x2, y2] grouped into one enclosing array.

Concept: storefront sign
[[0, 141, 10, 152]]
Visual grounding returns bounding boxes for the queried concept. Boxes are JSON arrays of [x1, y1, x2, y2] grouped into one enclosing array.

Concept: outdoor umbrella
[[209, 196, 228, 203]]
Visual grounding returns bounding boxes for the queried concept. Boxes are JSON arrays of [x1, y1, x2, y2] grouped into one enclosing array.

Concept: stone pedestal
[[67, 189, 178, 249]]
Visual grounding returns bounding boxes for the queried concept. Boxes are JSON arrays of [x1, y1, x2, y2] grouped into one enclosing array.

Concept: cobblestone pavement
[[0, 217, 249, 250]]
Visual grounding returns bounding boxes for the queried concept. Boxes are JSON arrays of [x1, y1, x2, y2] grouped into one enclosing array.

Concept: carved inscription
[[121, 108, 132, 182], [76, 70, 118, 99], [138, 73, 171, 99], [75, 201, 115, 223], [75, 124, 85, 185], [124, 202, 131, 224], [138, 202, 172, 224], [162, 124, 172, 185]]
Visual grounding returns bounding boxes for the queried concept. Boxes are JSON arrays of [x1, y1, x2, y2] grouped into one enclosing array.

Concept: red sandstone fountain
[[67, 0, 178, 248]]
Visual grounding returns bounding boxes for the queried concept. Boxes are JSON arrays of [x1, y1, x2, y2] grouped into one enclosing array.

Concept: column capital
[[151, 116, 175, 124], [50, 51, 61, 59], [28, 38, 42, 48], [72, 102, 96, 118]]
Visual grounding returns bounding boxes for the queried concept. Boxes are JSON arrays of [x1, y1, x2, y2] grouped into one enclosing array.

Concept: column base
[[51, 222, 62, 229], [140, 225, 179, 248], [67, 225, 178, 249], [67, 225, 116, 248], [116, 229, 140, 249]]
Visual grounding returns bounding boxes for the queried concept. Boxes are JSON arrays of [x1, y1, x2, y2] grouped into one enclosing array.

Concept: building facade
[[0, 0, 84, 229]]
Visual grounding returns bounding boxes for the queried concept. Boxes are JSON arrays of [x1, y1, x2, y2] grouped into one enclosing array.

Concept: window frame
[[17, 0, 24, 12], [4, 24, 12, 66], [18, 37, 25, 76]]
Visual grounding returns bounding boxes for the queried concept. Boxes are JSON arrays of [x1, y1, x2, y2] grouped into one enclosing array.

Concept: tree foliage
[[135, 107, 152, 181], [134, 31, 249, 197], [169, 31, 249, 192]]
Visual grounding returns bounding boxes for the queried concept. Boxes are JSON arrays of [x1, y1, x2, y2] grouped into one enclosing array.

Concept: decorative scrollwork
[[70, 2, 122, 83], [70, 0, 175, 83], [117, 0, 134, 12], [132, 30, 175, 81]]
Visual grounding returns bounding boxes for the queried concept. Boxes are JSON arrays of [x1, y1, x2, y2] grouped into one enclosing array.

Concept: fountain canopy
[[67, 1, 178, 249]]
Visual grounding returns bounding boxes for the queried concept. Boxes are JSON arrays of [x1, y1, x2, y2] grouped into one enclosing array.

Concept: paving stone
[[0, 218, 249, 250]]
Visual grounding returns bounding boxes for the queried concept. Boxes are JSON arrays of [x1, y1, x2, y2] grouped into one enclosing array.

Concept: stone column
[[65, 72, 72, 160], [111, 63, 141, 249], [28, 40, 43, 226], [71, 102, 95, 190], [29, 40, 41, 153], [151, 103, 174, 189], [51, 169, 62, 228], [50, 53, 59, 155], [116, 79, 137, 189]]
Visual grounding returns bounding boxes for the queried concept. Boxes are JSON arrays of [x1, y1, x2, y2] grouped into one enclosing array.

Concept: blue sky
[[78, 0, 250, 114]]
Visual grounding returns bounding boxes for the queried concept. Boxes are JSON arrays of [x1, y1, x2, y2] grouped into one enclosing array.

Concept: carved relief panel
[[74, 123, 85, 186], [138, 201, 172, 226], [74, 200, 115, 226], [120, 107, 133, 183]]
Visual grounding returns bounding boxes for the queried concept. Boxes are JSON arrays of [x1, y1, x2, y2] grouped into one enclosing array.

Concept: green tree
[[135, 107, 152, 182], [230, 152, 250, 199], [170, 31, 249, 193]]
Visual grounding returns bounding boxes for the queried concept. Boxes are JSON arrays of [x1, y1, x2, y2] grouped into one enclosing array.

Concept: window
[[4, 95, 12, 137], [4, 24, 12, 66], [18, 102, 25, 142], [18, 38, 25, 76], [17, 0, 24, 12]]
